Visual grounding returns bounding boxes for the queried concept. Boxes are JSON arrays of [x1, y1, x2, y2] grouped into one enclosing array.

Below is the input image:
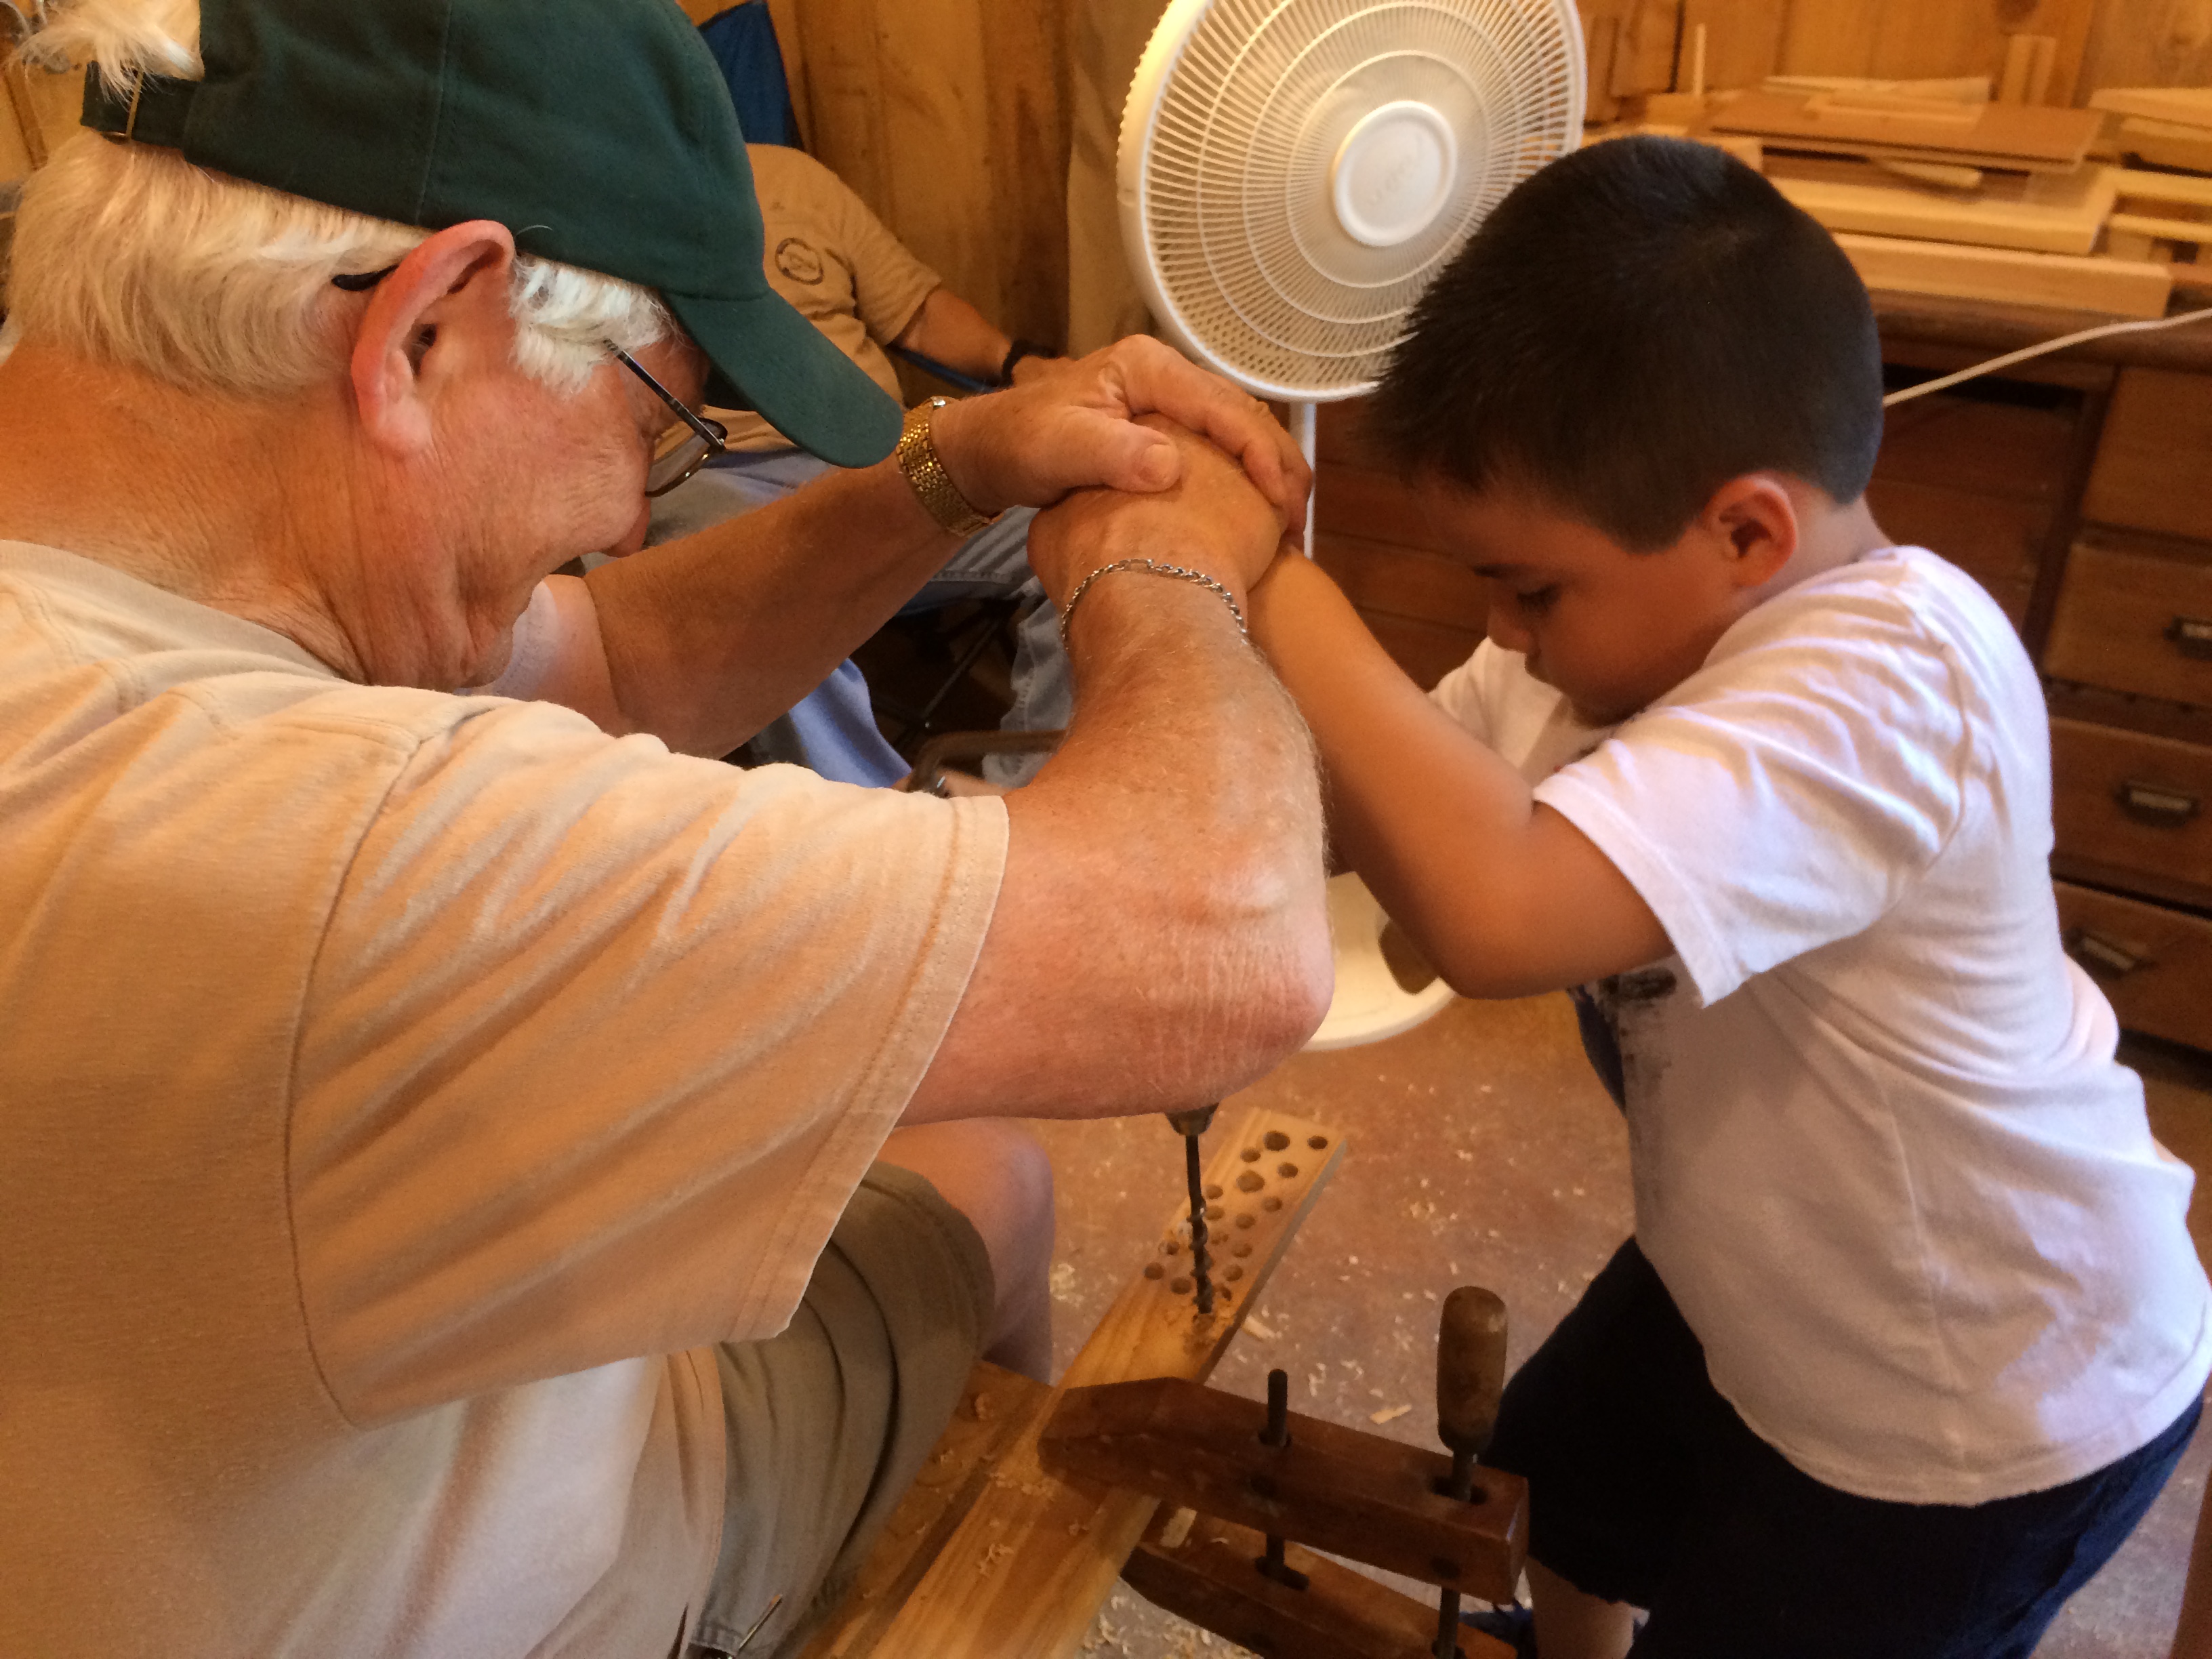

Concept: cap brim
[[666, 287, 903, 469]]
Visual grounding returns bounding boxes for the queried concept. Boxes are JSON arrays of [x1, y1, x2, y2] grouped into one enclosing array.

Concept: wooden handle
[[1436, 1287, 1508, 1458], [2167, 616, 2212, 662], [2068, 928, 2146, 981], [2115, 779, 2202, 828]]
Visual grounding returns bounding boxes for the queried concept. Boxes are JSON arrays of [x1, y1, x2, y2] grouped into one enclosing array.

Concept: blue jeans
[[649, 451, 1069, 787]]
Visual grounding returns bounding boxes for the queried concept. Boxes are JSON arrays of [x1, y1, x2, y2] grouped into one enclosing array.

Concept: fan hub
[[1330, 99, 1458, 249]]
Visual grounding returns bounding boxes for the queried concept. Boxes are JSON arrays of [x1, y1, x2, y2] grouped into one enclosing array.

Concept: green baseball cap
[[81, 0, 903, 467]]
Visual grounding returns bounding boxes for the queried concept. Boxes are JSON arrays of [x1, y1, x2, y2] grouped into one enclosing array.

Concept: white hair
[[7, 0, 670, 396]]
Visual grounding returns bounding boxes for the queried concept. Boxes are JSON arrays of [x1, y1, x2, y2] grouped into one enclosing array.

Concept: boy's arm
[[1250, 554, 1671, 998]]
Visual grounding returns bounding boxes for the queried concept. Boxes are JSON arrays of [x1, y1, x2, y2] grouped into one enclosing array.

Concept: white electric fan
[[1118, 0, 1584, 1048]]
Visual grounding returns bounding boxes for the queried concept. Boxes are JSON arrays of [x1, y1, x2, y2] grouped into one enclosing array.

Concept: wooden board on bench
[[799, 1107, 1347, 1659]]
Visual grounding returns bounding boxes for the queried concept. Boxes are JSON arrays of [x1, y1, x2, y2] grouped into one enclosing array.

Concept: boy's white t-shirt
[[1432, 546, 2212, 1506]]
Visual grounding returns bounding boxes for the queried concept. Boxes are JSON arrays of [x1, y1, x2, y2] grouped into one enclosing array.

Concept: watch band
[[896, 397, 996, 538], [997, 338, 1056, 388]]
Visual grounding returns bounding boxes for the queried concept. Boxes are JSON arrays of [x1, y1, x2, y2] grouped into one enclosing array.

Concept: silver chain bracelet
[[1057, 556, 1249, 649]]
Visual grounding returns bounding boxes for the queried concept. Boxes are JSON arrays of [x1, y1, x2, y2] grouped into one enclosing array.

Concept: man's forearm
[[905, 571, 1332, 1122], [531, 334, 1309, 757], [581, 457, 959, 756]]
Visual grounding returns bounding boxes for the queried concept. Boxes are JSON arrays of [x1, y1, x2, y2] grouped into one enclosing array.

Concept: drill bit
[[1256, 1366, 1308, 1589], [1164, 1105, 1218, 1315]]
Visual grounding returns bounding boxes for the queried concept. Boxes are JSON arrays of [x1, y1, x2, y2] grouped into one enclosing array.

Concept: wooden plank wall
[[1775, 0, 2099, 104], [1581, 0, 2210, 118], [1313, 401, 1489, 691], [2081, 0, 2212, 91], [1617, 0, 2211, 106]]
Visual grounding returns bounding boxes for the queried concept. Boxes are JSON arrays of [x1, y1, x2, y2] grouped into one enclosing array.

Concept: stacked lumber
[[2091, 89, 2212, 298], [2095, 87, 2212, 174], [1710, 87, 2104, 172], [1764, 153, 2116, 255], [1584, 63, 2212, 319]]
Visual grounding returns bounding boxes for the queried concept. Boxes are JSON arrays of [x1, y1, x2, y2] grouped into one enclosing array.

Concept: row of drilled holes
[[1143, 1130, 1332, 1298]]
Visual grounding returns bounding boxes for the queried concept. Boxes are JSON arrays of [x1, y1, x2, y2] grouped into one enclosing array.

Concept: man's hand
[[929, 335, 1309, 536], [1027, 416, 1290, 608]]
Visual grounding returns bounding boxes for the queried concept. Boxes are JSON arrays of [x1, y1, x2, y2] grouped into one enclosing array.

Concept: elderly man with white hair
[[0, 1, 1332, 1656]]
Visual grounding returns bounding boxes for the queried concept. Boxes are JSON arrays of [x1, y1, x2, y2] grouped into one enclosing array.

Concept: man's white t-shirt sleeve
[[1534, 587, 1973, 1006]]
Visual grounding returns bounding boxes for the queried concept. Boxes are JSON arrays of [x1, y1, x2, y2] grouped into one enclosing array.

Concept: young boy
[[1248, 136, 2212, 1658]]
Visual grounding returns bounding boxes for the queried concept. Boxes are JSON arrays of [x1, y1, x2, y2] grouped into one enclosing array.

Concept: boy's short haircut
[[1369, 136, 1884, 549]]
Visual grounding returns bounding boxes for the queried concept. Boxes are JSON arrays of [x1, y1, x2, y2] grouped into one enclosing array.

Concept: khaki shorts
[[688, 1163, 996, 1659]]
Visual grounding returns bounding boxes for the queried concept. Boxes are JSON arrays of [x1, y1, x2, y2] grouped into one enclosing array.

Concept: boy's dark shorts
[[1488, 1237, 2198, 1659], [689, 1162, 997, 1659]]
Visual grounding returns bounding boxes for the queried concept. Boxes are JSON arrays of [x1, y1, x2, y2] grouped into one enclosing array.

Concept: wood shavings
[[1242, 1314, 1275, 1340], [1160, 1505, 1197, 1550], [1370, 1403, 1412, 1425]]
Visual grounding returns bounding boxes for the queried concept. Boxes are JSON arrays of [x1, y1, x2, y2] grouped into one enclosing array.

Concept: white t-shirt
[[0, 544, 1006, 1656], [1433, 546, 2212, 1505]]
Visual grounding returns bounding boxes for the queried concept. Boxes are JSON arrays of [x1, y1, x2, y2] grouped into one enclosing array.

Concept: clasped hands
[[928, 334, 1306, 613]]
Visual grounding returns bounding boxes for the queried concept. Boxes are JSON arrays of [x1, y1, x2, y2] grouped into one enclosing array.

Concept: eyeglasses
[[607, 344, 729, 496], [329, 265, 726, 497]]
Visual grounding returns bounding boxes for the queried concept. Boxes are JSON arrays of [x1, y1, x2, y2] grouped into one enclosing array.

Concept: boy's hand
[[928, 335, 1311, 536], [1027, 415, 1290, 609]]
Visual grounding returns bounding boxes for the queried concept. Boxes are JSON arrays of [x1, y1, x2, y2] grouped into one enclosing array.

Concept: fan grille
[[1128, 0, 1584, 399]]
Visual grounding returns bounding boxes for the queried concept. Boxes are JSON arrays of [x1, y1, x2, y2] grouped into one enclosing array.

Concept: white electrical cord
[[1881, 304, 2212, 406]]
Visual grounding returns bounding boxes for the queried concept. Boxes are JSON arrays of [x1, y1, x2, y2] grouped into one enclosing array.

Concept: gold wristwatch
[[895, 396, 996, 538]]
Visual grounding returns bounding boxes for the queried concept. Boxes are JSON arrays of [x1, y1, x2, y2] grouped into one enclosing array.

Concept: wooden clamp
[[1039, 1376, 1528, 1603], [1125, 1509, 1516, 1659], [798, 1107, 1346, 1659]]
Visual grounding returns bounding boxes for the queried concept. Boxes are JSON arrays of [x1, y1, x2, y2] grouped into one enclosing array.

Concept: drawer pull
[[2115, 780, 2203, 827], [2067, 928, 2146, 981], [2168, 616, 2212, 661]]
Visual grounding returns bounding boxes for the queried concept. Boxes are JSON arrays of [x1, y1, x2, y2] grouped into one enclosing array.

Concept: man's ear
[[347, 221, 518, 457], [1699, 473, 1799, 589]]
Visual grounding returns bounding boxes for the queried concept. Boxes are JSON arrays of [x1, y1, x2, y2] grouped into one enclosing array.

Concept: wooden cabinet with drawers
[[2050, 716, 2212, 905], [2081, 369, 2212, 546], [2043, 538, 2212, 708], [1864, 312, 2212, 1048], [1314, 291, 2212, 1049]]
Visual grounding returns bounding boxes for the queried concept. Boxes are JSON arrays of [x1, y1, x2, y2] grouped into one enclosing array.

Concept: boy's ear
[[346, 221, 520, 459], [1699, 473, 1799, 588]]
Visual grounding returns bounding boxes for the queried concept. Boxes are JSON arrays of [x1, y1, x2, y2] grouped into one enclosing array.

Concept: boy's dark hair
[[1369, 136, 1883, 548]]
